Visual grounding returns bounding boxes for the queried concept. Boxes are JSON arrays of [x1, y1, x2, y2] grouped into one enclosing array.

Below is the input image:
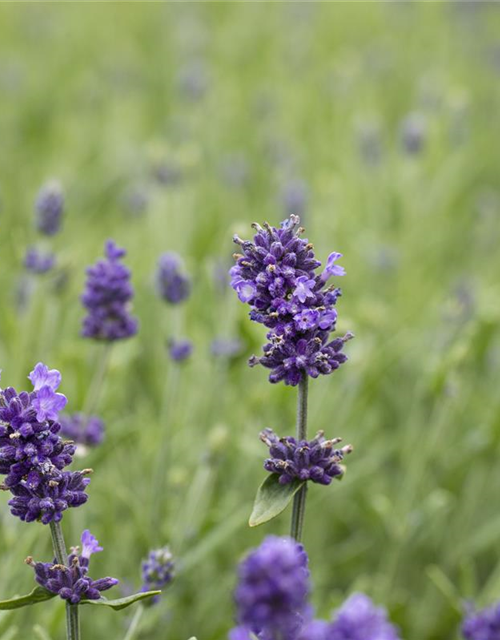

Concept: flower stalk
[[290, 373, 309, 542], [50, 521, 80, 640]]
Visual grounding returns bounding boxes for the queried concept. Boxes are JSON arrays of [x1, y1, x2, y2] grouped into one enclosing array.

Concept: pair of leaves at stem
[[249, 470, 345, 527], [0, 587, 160, 611]]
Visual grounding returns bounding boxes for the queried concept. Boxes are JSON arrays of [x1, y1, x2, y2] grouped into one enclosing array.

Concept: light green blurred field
[[1, 3, 500, 639]]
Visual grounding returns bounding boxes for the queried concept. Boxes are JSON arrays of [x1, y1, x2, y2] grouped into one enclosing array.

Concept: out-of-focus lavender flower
[[153, 161, 183, 187], [177, 59, 209, 101], [328, 593, 401, 640], [281, 179, 308, 218], [0, 363, 90, 524], [231, 215, 352, 386], [26, 530, 118, 604], [260, 428, 352, 486], [81, 240, 138, 341], [141, 546, 174, 604], [210, 338, 243, 359], [231, 536, 311, 640], [123, 186, 150, 217], [462, 602, 500, 640], [156, 252, 191, 304], [168, 338, 193, 363], [35, 180, 64, 236], [400, 112, 427, 155], [24, 247, 56, 274], [60, 413, 105, 447]]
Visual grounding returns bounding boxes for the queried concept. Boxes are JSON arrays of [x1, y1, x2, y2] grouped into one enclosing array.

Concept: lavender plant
[[229, 536, 401, 640], [462, 602, 500, 640], [230, 215, 352, 540], [0, 364, 159, 639]]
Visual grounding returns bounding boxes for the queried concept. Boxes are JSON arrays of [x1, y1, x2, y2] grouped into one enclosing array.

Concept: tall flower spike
[[231, 536, 311, 640], [155, 252, 191, 304], [140, 546, 175, 604], [230, 215, 352, 386], [35, 180, 64, 236], [81, 240, 138, 341]]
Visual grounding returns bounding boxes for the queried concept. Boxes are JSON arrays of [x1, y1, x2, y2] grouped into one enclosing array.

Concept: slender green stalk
[[49, 521, 80, 640], [290, 373, 309, 542], [123, 604, 144, 640], [82, 344, 113, 417]]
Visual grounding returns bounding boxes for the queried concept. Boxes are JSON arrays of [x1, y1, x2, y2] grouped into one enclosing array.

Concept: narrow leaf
[[249, 475, 305, 527], [0, 587, 55, 610], [80, 590, 160, 611]]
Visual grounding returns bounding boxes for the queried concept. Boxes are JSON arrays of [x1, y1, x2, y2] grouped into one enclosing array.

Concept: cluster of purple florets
[[230, 215, 352, 386], [156, 252, 191, 304], [24, 247, 56, 274], [260, 429, 352, 486], [35, 181, 64, 237], [60, 413, 105, 448], [230, 536, 401, 640], [0, 363, 90, 524], [140, 546, 175, 604], [27, 530, 118, 604], [462, 602, 500, 640], [81, 240, 138, 341]]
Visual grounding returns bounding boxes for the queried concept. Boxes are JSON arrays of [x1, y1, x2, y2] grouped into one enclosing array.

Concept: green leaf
[[80, 590, 161, 611], [249, 475, 305, 527], [0, 587, 56, 610]]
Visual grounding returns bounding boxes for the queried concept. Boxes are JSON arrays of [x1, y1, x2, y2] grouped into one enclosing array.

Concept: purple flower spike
[[141, 546, 175, 604], [156, 253, 191, 305], [35, 180, 64, 236], [81, 530, 103, 560], [24, 247, 56, 274], [59, 413, 104, 447], [230, 216, 352, 385], [233, 536, 311, 640], [462, 602, 500, 640], [28, 362, 62, 392], [81, 240, 138, 341], [168, 339, 193, 363], [32, 386, 67, 422], [329, 593, 401, 640], [321, 252, 346, 282]]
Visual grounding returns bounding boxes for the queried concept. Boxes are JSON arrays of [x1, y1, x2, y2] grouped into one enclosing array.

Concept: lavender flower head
[[141, 546, 174, 604], [260, 428, 353, 486], [232, 536, 310, 640], [0, 363, 90, 524], [60, 413, 105, 448], [328, 593, 401, 640], [168, 338, 193, 363], [81, 240, 138, 341], [26, 529, 118, 604], [156, 252, 191, 304], [231, 215, 352, 385], [462, 602, 500, 640], [35, 180, 64, 236], [24, 247, 56, 274]]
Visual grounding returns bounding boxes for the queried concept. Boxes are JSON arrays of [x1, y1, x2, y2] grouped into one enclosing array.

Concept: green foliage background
[[1, 3, 500, 639]]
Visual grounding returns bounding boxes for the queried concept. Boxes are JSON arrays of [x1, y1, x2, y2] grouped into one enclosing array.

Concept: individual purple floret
[[26, 530, 118, 604], [328, 593, 401, 640], [60, 413, 105, 447], [140, 546, 174, 604], [35, 180, 64, 236], [168, 339, 193, 363], [231, 215, 352, 386], [81, 240, 138, 341], [211, 338, 243, 359], [24, 247, 56, 274], [462, 602, 500, 640], [156, 253, 191, 304], [260, 428, 352, 486], [0, 363, 90, 524], [232, 536, 311, 640]]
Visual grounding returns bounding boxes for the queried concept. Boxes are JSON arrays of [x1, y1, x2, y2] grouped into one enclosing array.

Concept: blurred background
[[1, 3, 500, 639]]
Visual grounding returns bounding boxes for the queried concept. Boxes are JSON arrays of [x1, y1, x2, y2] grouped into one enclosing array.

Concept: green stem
[[82, 344, 112, 417], [49, 521, 80, 640], [123, 604, 144, 640], [290, 373, 309, 542]]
